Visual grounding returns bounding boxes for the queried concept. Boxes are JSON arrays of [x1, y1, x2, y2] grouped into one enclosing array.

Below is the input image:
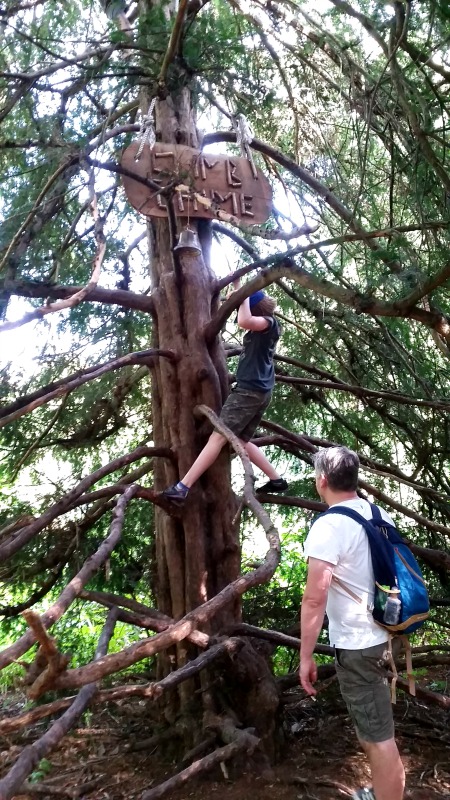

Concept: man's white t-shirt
[[304, 497, 393, 650]]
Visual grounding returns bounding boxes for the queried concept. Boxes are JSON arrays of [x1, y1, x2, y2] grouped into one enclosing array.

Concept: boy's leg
[[181, 431, 227, 487], [243, 441, 281, 480], [163, 388, 273, 501]]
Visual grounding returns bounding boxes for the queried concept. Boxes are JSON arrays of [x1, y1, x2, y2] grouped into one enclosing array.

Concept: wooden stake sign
[[121, 142, 273, 223]]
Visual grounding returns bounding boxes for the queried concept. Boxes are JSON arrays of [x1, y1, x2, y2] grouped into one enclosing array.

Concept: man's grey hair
[[314, 446, 359, 491]]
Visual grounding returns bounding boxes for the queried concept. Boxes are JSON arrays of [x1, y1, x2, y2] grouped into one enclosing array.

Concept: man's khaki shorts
[[334, 642, 394, 743], [219, 386, 272, 442]]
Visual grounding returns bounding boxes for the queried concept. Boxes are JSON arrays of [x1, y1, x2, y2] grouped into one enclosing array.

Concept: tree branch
[[0, 349, 175, 429], [0, 485, 139, 670], [0, 607, 119, 800]]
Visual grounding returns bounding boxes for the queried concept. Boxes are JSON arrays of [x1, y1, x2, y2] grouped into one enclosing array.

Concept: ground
[[1, 667, 449, 800]]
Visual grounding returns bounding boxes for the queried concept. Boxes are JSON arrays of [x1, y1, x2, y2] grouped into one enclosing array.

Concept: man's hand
[[232, 277, 241, 290], [299, 655, 318, 696]]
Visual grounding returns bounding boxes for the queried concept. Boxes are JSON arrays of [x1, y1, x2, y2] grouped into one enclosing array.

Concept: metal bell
[[174, 227, 202, 256]]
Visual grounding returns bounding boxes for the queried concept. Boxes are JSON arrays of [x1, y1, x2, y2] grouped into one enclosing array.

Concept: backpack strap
[[319, 507, 377, 606], [385, 634, 398, 704], [320, 504, 398, 590], [331, 574, 364, 604], [370, 503, 382, 521], [320, 505, 379, 533], [399, 634, 416, 697], [385, 635, 416, 702]]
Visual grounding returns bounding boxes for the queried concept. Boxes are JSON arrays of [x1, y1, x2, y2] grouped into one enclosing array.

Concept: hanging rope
[[232, 113, 258, 178], [135, 98, 157, 160]]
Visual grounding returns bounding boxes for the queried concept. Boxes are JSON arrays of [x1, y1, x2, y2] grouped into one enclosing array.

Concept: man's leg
[[335, 644, 404, 800], [358, 737, 405, 800]]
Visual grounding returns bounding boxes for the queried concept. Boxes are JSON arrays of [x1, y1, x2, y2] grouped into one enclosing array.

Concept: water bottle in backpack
[[383, 590, 401, 625]]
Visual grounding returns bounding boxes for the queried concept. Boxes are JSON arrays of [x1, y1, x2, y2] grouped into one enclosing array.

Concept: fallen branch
[[140, 728, 260, 800], [21, 611, 71, 699], [81, 589, 210, 647], [50, 567, 278, 688], [394, 676, 450, 710], [226, 622, 333, 656], [18, 776, 104, 798], [0, 607, 119, 800], [0, 638, 244, 733]]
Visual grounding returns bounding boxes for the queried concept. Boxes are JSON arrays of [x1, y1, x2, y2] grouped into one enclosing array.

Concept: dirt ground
[[2, 666, 449, 800]]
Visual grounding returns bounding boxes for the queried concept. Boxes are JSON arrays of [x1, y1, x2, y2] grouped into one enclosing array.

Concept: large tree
[[1, 0, 449, 796]]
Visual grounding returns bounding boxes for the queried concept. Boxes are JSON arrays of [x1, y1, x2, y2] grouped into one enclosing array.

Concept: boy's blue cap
[[249, 290, 266, 308]]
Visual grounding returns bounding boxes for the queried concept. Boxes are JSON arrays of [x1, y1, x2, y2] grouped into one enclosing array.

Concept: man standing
[[300, 446, 405, 800]]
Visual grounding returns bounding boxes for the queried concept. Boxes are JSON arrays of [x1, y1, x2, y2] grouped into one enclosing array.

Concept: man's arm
[[299, 556, 334, 695]]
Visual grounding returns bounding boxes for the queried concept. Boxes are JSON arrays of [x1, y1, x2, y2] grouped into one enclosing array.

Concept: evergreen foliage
[[0, 0, 449, 690]]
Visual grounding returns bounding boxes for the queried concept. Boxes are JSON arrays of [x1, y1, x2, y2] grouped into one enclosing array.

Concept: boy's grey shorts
[[219, 386, 272, 442], [334, 641, 395, 743]]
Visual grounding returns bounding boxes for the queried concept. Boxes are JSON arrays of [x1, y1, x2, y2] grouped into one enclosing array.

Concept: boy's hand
[[232, 277, 241, 290]]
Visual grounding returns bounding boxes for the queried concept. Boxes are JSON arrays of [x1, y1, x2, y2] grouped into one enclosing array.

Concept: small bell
[[173, 227, 202, 256]]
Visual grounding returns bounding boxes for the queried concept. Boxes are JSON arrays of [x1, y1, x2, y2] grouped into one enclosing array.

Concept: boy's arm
[[237, 298, 271, 331], [232, 277, 270, 331]]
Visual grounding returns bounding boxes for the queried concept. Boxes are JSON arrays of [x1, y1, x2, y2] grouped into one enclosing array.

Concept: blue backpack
[[320, 503, 429, 635]]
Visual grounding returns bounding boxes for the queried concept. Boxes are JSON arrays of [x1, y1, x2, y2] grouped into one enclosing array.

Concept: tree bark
[[134, 10, 277, 752]]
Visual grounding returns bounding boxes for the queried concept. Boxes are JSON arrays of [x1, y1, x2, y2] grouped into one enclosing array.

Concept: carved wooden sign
[[121, 142, 273, 223]]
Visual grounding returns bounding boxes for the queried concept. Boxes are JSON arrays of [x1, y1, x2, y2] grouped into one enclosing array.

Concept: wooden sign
[[121, 142, 272, 223]]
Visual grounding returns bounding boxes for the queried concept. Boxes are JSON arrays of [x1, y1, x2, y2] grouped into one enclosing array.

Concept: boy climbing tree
[[162, 278, 288, 504]]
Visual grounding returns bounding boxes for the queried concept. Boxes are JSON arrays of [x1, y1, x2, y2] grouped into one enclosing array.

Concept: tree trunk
[[140, 27, 279, 755]]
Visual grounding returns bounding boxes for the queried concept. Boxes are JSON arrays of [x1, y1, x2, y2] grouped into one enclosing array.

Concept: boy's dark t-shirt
[[235, 317, 280, 393]]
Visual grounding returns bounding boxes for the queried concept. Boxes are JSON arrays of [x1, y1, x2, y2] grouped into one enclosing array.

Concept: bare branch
[[275, 375, 450, 412], [2, 280, 155, 314], [0, 448, 152, 564], [0, 607, 119, 800], [0, 349, 176, 429], [207, 259, 450, 343], [0, 484, 139, 670], [0, 638, 244, 735], [158, 0, 189, 85]]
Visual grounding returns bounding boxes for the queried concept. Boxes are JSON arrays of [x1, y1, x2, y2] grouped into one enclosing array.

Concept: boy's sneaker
[[352, 789, 376, 800], [161, 484, 188, 505], [255, 478, 288, 494]]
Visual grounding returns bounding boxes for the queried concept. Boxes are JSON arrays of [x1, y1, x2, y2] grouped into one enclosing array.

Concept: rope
[[135, 98, 157, 160], [232, 113, 257, 178], [233, 113, 253, 154]]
